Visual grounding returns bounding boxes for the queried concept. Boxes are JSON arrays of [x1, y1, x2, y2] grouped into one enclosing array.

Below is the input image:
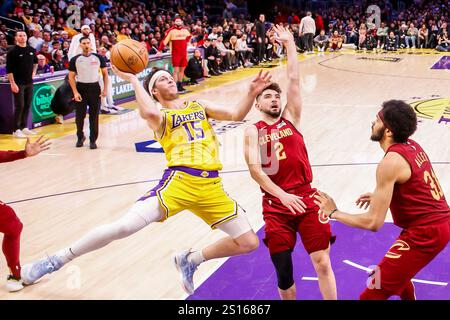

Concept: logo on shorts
[[201, 171, 209, 178], [385, 240, 410, 259], [318, 210, 330, 224]]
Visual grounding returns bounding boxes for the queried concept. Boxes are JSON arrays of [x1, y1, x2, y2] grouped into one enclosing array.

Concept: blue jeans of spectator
[[405, 36, 416, 48]]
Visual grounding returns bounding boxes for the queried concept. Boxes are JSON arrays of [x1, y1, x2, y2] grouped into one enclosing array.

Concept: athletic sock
[[188, 250, 205, 266], [55, 247, 77, 264]]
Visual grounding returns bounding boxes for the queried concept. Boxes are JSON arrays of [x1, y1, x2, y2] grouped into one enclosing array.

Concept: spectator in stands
[[39, 42, 52, 62], [149, 38, 159, 55], [406, 22, 418, 48], [68, 25, 96, 60], [358, 23, 367, 50], [216, 35, 235, 71], [436, 30, 449, 52], [314, 29, 329, 52], [385, 31, 398, 51], [0, 34, 9, 66], [36, 54, 51, 74], [42, 31, 53, 51], [205, 37, 222, 76], [418, 24, 429, 48], [184, 49, 204, 85], [365, 29, 377, 51], [236, 34, 253, 67], [398, 23, 408, 48], [377, 22, 388, 49], [28, 29, 44, 51], [428, 20, 440, 48], [330, 30, 343, 52], [346, 21, 358, 45], [49, 49, 65, 71]]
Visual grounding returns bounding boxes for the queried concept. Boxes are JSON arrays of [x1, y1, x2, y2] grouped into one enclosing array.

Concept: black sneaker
[[89, 142, 97, 149], [76, 136, 86, 148]]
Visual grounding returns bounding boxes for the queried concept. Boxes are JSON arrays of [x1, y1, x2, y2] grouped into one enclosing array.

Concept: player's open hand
[[355, 192, 373, 210], [313, 191, 337, 217], [25, 136, 51, 157], [279, 192, 306, 215], [111, 65, 137, 83], [249, 69, 272, 96], [272, 24, 294, 44]]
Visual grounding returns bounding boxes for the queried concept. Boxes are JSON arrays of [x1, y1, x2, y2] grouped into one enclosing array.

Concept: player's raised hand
[[111, 65, 137, 83], [272, 24, 294, 44], [279, 192, 307, 215], [25, 136, 51, 157], [313, 191, 338, 217], [249, 69, 272, 96], [355, 192, 373, 210]]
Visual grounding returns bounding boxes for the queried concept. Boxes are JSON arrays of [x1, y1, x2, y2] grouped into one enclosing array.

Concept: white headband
[[148, 70, 172, 100]]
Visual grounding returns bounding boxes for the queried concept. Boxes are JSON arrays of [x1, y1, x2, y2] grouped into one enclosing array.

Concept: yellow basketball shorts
[[137, 166, 238, 229]]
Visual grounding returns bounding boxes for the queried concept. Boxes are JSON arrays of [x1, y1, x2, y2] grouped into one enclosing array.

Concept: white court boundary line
[[343, 259, 448, 286]]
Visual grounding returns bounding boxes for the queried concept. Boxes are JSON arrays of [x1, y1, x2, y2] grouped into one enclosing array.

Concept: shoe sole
[[173, 253, 194, 295]]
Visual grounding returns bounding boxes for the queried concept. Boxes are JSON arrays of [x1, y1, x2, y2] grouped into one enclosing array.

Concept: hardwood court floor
[[1, 50, 449, 299]]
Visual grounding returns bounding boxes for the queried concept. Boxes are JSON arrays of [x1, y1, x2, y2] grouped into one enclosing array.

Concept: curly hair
[[381, 100, 417, 143]]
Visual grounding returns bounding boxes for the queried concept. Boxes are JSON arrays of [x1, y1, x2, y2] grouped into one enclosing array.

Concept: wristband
[[329, 208, 338, 219]]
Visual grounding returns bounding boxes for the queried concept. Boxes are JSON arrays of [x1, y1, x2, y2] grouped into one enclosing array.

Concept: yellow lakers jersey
[[156, 101, 222, 171]]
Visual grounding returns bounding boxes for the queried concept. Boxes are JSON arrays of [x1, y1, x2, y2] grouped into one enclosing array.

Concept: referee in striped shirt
[[68, 36, 108, 149]]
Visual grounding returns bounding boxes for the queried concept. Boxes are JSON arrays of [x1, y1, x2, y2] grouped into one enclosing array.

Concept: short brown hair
[[256, 83, 282, 101]]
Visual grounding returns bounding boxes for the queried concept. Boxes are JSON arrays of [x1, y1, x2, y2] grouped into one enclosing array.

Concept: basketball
[[110, 39, 149, 74]]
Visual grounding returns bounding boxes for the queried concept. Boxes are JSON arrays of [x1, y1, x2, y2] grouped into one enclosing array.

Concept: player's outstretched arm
[[313, 153, 407, 231], [244, 125, 306, 214], [202, 70, 272, 121], [112, 66, 164, 133], [273, 24, 302, 128]]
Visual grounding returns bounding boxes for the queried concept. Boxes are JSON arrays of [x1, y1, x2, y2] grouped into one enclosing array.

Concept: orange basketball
[[110, 39, 149, 74]]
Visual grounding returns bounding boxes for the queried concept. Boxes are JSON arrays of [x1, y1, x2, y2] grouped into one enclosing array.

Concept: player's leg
[[21, 197, 164, 285], [298, 203, 337, 300], [360, 221, 449, 300], [173, 211, 258, 295], [309, 246, 337, 300], [0, 203, 24, 291], [202, 214, 259, 259], [271, 250, 296, 300]]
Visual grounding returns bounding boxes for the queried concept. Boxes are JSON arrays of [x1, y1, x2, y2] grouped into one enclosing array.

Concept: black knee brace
[[270, 250, 294, 290]]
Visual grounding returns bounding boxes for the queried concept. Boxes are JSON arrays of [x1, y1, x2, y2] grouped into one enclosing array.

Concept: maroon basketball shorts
[[262, 187, 336, 255], [361, 217, 450, 299]]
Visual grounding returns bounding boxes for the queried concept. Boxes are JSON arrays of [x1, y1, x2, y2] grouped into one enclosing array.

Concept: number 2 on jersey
[[424, 169, 444, 201], [274, 142, 287, 160]]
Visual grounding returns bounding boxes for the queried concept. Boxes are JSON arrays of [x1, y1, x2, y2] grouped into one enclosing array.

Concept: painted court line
[[343, 260, 448, 286], [301, 277, 319, 281]]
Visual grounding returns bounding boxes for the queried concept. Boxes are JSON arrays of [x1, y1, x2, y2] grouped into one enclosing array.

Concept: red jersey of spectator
[[315, 14, 324, 32], [254, 117, 313, 192], [387, 139, 450, 228]]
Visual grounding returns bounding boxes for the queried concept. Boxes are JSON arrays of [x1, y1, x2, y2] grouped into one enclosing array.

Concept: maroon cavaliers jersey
[[254, 117, 313, 193], [387, 139, 450, 228]]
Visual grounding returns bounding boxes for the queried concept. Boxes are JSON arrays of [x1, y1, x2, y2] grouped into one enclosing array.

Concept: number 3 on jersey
[[424, 169, 444, 200]]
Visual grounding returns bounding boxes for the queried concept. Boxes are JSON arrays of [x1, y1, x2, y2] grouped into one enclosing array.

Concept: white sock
[[188, 250, 205, 266], [55, 247, 77, 264]]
